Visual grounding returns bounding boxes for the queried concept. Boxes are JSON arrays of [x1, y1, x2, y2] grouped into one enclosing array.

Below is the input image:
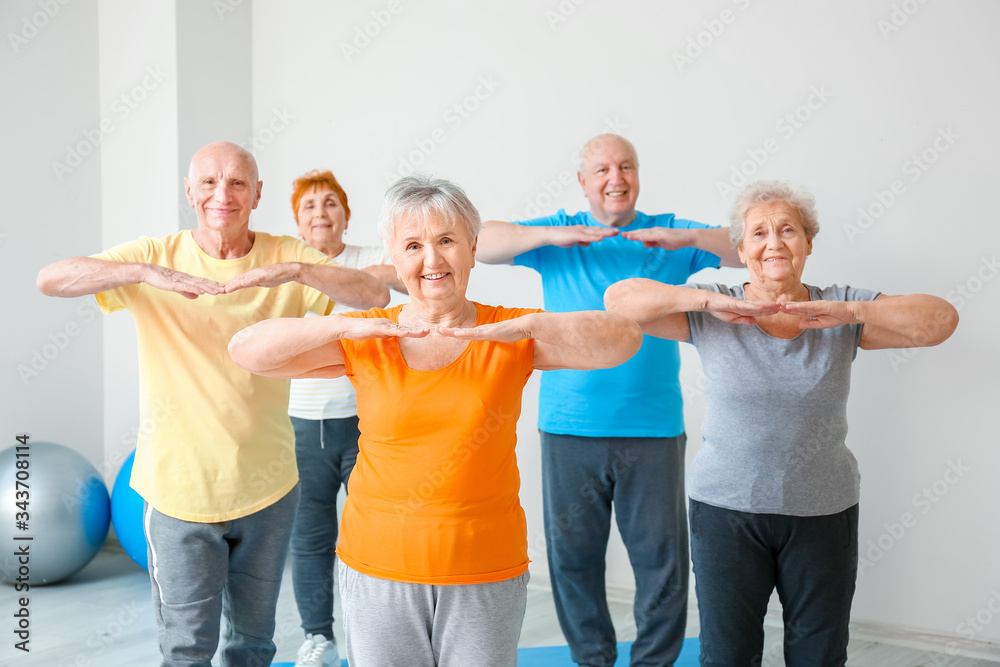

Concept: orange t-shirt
[[335, 302, 540, 585]]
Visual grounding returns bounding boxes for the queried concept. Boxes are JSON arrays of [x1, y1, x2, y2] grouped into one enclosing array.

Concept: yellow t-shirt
[[336, 302, 540, 585], [94, 230, 333, 522]]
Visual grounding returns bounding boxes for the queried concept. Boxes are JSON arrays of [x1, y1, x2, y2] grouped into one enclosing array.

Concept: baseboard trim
[[757, 608, 1000, 660], [844, 617, 998, 660], [528, 570, 1000, 659]]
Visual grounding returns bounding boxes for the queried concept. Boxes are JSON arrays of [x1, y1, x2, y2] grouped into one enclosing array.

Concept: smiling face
[[390, 212, 477, 306], [738, 200, 813, 290], [296, 186, 348, 257], [577, 135, 640, 226], [184, 142, 262, 234]]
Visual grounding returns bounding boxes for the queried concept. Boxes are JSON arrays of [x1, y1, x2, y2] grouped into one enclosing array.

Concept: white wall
[[96, 0, 180, 492], [7, 0, 999, 654], [249, 0, 1000, 649], [175, 0, 253, 229], [2, 0, 104, 463], [93, 0, 254, 480]]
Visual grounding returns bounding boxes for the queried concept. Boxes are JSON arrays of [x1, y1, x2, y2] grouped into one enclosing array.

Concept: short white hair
[[730, 180, 820, 247], [379, 174, 482, 252]]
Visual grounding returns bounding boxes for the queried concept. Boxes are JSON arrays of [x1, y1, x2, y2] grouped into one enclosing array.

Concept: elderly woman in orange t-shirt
[[229, 174, 642, 667]]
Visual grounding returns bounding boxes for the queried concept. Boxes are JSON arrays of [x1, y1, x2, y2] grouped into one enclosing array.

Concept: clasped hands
[[336, 317, 534, 344], [553, 225, 694, 251], [708, 294, 860, 329], [144, 263, 306, 299]]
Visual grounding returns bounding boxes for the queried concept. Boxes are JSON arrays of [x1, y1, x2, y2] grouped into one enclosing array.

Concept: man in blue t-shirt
[[477, 134, 740, 666]]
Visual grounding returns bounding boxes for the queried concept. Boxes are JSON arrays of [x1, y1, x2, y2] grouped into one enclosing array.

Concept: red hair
[[290, 169, 351, 223]]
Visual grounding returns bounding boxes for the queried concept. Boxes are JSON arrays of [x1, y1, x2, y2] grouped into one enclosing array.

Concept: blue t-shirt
[[514, 209, 720, 437]]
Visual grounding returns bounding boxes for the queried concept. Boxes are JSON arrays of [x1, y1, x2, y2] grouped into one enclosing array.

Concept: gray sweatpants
[[144, 486, 298, 667], [338, 562, 529, 667]]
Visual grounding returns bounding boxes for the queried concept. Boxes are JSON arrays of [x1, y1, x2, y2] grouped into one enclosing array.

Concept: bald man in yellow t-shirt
[[37, 141, 390, 667]]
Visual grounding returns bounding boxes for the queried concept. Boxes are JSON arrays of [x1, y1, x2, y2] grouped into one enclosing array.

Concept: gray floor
[[4, 548, 997, 666]]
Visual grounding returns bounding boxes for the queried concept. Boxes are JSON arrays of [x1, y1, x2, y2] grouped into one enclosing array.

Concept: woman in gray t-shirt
[[604, 180, 958, 666]]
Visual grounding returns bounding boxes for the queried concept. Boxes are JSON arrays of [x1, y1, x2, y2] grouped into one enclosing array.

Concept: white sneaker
[[294, 633, 339, 667]]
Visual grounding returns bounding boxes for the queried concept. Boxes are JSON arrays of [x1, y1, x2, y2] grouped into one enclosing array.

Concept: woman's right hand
[[339, 317, 430, 341], [705, 293, 779, 325]]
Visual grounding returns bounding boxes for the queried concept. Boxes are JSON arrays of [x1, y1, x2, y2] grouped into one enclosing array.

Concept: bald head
[[581, 134, 639, 172], [184, 141, 263, 234], [188, 141, 259, 183], [577, 134, 640, 226]]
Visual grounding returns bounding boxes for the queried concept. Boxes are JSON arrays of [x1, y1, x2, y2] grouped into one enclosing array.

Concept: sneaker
[[294, 633, 339, 667]]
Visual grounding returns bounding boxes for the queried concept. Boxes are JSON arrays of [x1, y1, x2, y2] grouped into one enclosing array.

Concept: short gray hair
[[730, 180, 820, 248], [379, 174, 482, 252]]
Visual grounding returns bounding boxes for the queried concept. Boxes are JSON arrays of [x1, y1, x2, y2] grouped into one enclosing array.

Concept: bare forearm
[[857, 294, 959, 349], [299, 263, 390, 309], [362, 264, 407, 294], [691, 228, 741, 268], [476, 221, 553, 264], [229, 315, 346, 375], [605, 279, 707, 326], [37, 257, 145, 297], [530, 311, 642, 370]]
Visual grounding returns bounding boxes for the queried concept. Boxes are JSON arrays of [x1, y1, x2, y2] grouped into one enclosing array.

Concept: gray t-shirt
[[685, 283, 881, 516]]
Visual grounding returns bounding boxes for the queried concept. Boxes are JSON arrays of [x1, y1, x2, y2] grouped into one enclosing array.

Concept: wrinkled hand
[[552, 225, 619, 248], [342, 317, 431, 341], [224, 263, 301, 293], [706, 293, 779, 325], [143, 265, 224, 299], [779, 300, 858, 329], [620, 227, 694, 250], [437, 318, 533, 343]]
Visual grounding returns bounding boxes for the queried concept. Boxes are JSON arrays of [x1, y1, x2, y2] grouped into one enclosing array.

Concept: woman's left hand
[[779, 300, 859, 329], [436, 319, 533, 343], [225, 263, 300, 291]]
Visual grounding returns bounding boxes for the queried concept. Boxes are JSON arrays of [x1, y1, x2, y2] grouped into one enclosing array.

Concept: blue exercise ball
[[111, 449, 147, 570], [0, 442, 110, 585]]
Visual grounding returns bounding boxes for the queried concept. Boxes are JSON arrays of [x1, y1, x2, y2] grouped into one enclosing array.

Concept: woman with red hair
[[286, 170, 403, 667]]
